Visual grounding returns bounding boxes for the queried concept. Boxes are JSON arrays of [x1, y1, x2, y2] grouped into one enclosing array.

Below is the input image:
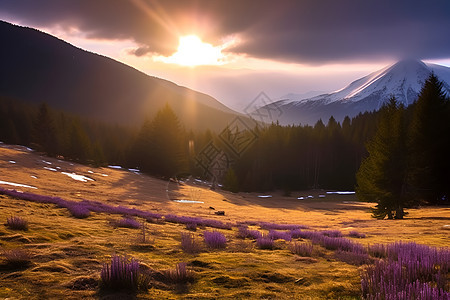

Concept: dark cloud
[[1, 0, 450, 63]]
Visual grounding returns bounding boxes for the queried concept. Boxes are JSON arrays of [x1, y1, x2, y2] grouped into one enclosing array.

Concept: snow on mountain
[[271, 59, 450, 125]]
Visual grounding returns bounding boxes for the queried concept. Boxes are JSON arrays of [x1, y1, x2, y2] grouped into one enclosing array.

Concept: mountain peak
[[272, 60, 450, 125]]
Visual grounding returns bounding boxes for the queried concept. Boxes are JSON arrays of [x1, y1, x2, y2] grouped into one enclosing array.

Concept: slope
[[0, 20, 239, 131]]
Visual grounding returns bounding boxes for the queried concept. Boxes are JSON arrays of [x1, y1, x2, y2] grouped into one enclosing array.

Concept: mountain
[[270, 59, 450, 125], [0, 20, 239, 131]]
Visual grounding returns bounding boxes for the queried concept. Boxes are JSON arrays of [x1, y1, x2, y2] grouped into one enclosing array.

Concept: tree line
[[1, 74, 448, 218]]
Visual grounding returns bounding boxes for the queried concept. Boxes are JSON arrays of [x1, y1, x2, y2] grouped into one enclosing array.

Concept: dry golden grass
[[0, 144, 449, 299]]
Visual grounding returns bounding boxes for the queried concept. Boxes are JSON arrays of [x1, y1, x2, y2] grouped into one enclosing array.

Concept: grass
[[0, 145, 449, 299]]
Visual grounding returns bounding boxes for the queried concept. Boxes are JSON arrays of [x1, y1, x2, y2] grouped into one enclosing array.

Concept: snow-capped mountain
[[269, 59, 450, 125]]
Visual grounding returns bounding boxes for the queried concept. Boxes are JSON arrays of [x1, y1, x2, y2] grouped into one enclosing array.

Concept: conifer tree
[[32, 103, 58, 156], [408, 74, 450, 204], [134, 104, 187, 177], [356, 97, 408, 219]]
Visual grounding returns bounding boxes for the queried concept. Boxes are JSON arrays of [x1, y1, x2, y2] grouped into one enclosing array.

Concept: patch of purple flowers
[[290, 242, 313, 257], [259, 222, 309, 231], [348, 230, 366, 238], [236, 226, 262, 240], [0, 187, 234, 230], [256, 235, 275, 250], [67, 203, 91, 218], [268, 230, 292, 242], [361, 242, 450, 299], [319, 236, 366, 253], [181, 233, 201, 254], [320, 230, 343, 237], [185, 222, 197, 231], [5, 216, 28, 230], [203, 231, 227, 249], [335, 249, 373, 266], [100, 255, 140, 291], [112, 217, 141, 229]]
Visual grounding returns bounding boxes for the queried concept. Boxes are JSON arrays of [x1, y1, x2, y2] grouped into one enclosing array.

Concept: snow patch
[[9, 160, 16, 164], [326, 191, 355, 195], [42, 160, 52, 165], [31, 175, 38, 179], [258, 195, 272, 198], [88, 170, 94, 174], [318, 195, 326, 198], [61, 172, 94, 182], [0, 180, 37, 189], [44, 167, 58, 172], [297, 197, 305, 200], [108, 165, 122, 169], [173, 200, 204, 204], [128, 168, 140, 173]]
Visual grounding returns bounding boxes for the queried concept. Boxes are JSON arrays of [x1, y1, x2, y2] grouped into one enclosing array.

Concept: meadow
[[0, 144, 449, 299]]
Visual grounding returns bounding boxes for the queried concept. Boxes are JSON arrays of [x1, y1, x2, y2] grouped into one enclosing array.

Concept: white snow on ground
[[100, 174, 108, 177], [88, 170, 94, 174], [258, 195, 272, 198], [31, 175, 38, 179], [61, 172, 94, 182], [128, 168, 140, 173], [173, 200, 204, 204], [9, 160, 16, 164], [318, 195, 326, 198], [44, 167, 58, 172], [297, 197, 305, 200], [0, 180, 37, 189], [108, 165, 122, 169], [42, 160, 52, 165], [326, 191, 356, 195]]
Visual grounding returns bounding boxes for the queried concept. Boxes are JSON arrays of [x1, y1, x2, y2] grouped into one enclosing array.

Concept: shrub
[[256, 236, 274, 250], [290, 242, 313, 257], [181, 233, 201, 254], [5, 216, 28, 230], [164, 262, 194, 284], [204, 231, 227, 249], [100, 255, 140, 291], [2, 248, 32, 268], [348, 230, 366, 238]]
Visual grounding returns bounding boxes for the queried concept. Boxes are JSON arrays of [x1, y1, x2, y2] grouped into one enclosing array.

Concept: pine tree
[[356, 97, 408, 219], [134, 104, 187, 177], [408, 74, 450, 204], [32, 103, 58, 156], [223, 167, 239, 193]]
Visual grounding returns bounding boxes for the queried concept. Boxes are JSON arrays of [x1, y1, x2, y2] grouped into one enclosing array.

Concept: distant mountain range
[[0, 21, 239, 131], [268, 59, 450, 125]]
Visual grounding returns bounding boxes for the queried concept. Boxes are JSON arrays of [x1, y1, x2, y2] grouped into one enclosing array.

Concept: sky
[[1, 0, 450, 111]]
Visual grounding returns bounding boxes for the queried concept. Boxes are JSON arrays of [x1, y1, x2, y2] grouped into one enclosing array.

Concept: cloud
[[1, 0, 450, 64]]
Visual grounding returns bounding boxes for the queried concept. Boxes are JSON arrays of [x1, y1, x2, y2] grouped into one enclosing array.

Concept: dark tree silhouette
[[408, 74, 450, 204], [356, 97, 408, 219]]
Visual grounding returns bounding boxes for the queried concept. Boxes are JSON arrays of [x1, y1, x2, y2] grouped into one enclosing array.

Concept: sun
[[156, 35, 225, 66]]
